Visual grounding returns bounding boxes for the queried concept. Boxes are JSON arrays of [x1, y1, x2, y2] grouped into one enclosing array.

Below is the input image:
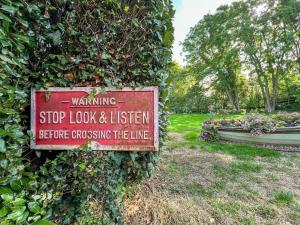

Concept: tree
[[276, 0, 300, 71], [167, 62, 212, 113], [238, 0, 299, 112], [182, 0, 299, 113], [183, 5, 243, 112]]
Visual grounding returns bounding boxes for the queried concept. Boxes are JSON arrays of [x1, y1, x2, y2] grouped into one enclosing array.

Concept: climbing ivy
[[0, 0, 173, 224], [0, 0, 55, 224]]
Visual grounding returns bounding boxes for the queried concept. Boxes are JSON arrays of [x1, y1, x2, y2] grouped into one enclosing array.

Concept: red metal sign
[[30, 87, 158, 151]]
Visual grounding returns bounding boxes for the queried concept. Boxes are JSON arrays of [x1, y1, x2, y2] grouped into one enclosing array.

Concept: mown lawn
[[124, 114, 300, 225]]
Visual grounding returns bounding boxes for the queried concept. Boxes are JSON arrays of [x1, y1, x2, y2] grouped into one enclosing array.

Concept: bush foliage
[[0, 0, 174, 224]]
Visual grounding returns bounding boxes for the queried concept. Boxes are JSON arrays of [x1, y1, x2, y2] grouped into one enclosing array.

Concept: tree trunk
[[258, 76, 273, 113], [226, 89, 240, 112], [264, 94, 272, 113], [271, 75, 278, 112], [233, 87, 240, 112]]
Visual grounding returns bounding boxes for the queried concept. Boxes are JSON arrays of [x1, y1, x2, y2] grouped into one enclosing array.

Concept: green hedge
[[0, 0, 174, 224]]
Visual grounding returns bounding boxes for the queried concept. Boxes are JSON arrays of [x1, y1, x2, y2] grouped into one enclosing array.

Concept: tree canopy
[[177, 0, 300, 113]]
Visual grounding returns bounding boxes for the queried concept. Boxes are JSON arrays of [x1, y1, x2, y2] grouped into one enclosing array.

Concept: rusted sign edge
[[30, 86, 159, 151]]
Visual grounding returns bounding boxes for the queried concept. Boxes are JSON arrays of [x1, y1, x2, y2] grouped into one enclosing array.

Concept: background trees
[[183, 5, 243, 112], [238, 0, 298, 112], [167, 62, 212, 113], [169, 0, 300, 113]]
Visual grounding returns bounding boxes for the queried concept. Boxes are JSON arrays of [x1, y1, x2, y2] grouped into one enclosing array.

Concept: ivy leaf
[[129, 152, 138, 161], [6, 206, 26, 221], [101, 52, 111, 60], [9, 129, 24, 139], [156, 31, 163, 42], [0, 27, 5, 36], [30, 219, 57, 225], [124, 6, 129, 13], [0, 12, 12, 22], [0, 54, 14, 64], [0, 206, 8, 217], [12, 198, 26, 206], [10, 179, 22, 192], [0, 129, 7, 137], [0, 186, 13, 195], [28, 202, 42, 214], [16, 17, 28, 28], [19, 210, 30, 223], [0, 159, 8, 169], [35, 150, 42, 158], [0, 139, 6, 152], [1, 194, 13, 202], [1, 5, 17, 14], [147, 162, 155, 172], [47, 30, 62, 46], [13, 34, 30, 44], [79, 162, 86, 171]]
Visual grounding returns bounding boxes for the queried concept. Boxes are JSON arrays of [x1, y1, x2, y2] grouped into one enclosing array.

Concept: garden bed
[[218, 126, 300, 145], [218, 127, 300, 152], [201, 113, 300, 150]]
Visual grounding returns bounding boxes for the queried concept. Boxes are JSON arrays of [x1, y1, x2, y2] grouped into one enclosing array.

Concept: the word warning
[[30, 87, 158, 151]]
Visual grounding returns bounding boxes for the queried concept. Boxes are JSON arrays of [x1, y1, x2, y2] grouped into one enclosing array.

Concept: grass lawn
[[123, 114, 300, 225]]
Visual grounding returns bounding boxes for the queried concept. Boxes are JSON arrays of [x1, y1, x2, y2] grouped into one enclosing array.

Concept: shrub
[[272, 112, 300, 127], [1, 0, 174, 224], [0, 1, 53, 224], [199, 120, 220, 142], [239, 115, 277, 135]]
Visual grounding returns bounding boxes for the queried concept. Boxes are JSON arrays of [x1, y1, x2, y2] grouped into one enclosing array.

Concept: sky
[[172, 0, 236, 66]]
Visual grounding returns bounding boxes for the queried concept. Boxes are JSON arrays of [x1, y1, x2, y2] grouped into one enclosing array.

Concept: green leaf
[[16, 17, 28, 28], [0, 54, 13, 64], [1, 5, 17, 14], [1, 194, 13, 202], [0, 186, 13, 195], [124, 6, 129, 13], [0, 159, 8, 169], [156, 31, 163, 42], [0, 129, 7, 137], [0, 178, 7, 187], [101, 52, 111, 60], [0, 139, 6, 152], [9, 129, 23, 139], [130, 152, 138, 161], [6, 206, 26, 221], [28, 202, 41, 214], [20, 210, 30, 223], [0, 39, 10, 47], [0, 27, 5, 36], [0, 12, 12, 22], [79, 162, 86, 171], [30, 220, 57, 225], [0, 206, 8, 217], [10, 179, 22, 192], [47, 30, 62, 46], [13, 34, 30, 44], [12, 198, 26, 206], [147, 162, 154, 172]]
